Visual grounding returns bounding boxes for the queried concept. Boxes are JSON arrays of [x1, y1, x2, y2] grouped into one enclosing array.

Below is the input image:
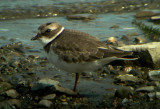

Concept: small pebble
[[115, 74, 141, 83], [126, 32, 138, 37], [134, 37, 145, 44], [66, 14, 95, 20], [106, 37, 117, 45], [5, 89, 19, 98], [0, 36, 6, 40], [156, 92, 160, 99], [38, 99, 52, 108], [110, 25, 119, 29], [136, 11, 156, 18], [122, 98, 130, 104], [42, 94, 56, 100], [62, 101, 68, 105], [61, 98, 67, 102], [115, 87, 133, 98], [123, 66, 132, 73], [136, 86, 155, 92], [8, 99, 21, 108]]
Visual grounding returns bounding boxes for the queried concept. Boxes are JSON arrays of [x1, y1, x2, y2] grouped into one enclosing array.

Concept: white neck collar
[[40, 27, 64, 46]]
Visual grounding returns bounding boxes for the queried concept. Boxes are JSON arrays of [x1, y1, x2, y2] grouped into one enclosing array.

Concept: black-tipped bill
[[31, 34, 41, 40]]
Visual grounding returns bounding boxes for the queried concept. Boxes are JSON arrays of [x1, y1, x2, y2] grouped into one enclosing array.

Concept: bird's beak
[[31, 34, 41, 40]]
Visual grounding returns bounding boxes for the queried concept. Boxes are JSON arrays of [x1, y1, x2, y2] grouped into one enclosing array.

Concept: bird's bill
[[31, 34, 41, 40]]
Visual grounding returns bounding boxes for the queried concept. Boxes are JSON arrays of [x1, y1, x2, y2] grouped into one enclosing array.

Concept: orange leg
[[73, 73, 79, 92]]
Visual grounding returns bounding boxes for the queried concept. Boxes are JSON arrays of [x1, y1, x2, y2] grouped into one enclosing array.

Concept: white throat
[[40, 27, 64, 46]]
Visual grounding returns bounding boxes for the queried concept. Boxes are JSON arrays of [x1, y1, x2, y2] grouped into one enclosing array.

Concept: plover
[[31, 22, 135, 92]]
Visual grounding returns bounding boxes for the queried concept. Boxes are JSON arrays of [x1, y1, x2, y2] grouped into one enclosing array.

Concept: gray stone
[[116, 74, 141, 83], [149, 70, 160, 77], [55, 86, 77, 95], [66, 14, 95, 20], [115, 87, 133, 98], [42, 94, 56, 100], [148, 81, 160, 87], [150, 16, 160, 21], [149, 92, 160, 99], [148, 70, 160, 81], [0, 101, 12, 109], [122, 98, 130, 104], [62, 101, 68, 105], [136, 11, 157, 18], [5, 89, 19, 98], [0, 82, 12, 93], [148, 92, 156, 98], [31, 78, 59, 91], [134, 37, 145, 44], [8, 99, 21, 108], [38, 99, 52, 108], [32, 78, 77, 95], [136, 86, 155, 92], [156, 92, 160, 99], [118, 42, 160, 68]]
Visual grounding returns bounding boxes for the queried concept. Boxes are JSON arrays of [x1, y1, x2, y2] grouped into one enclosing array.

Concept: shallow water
[[0, 13, 142, 49], [0, 0, 107, 9]]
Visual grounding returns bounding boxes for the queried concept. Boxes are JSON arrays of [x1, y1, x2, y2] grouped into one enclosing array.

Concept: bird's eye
[[45, 29, 52, 33]]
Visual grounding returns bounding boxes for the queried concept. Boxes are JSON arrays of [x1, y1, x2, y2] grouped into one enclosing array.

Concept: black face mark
[[46, 22, 52, 25], [41, 28, 53, 36], [45, 29, 52, 33]]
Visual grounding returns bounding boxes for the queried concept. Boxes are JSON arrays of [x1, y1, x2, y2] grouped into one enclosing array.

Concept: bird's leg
[[73, 73, 79, 92]]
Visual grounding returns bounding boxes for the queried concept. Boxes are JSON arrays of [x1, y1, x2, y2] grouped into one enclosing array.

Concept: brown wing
[[50, 29, 132, 63]]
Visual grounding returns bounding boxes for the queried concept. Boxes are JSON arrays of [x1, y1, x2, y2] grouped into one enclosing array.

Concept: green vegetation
[[133, 20, 160, 40]]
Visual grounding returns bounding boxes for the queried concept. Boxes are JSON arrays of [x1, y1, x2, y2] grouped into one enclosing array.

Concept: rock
[[66, 14, 95, 20], [148, 92, 160, 99], [126, 32, 138, 37], [115, 74, 142, 83], [148, 70, 160, 81], [38, 99, 52, 108], [134, 37, 145, 44], [121, 35, 129, 41], [31, 78, 59, 91], [156, 92, 160, 99], [106, 37, 117, 45], [123, 66, 133, 73], [4, 89, 19, 98], [129, 69, 142, 77], [9, 38, 15, 42], [62, 101, 68, 105], [42, 94, 56, 100], [136, 86, 154, 92], [149, 70, 160, 76], [148, 92, 156, 98], [0, 101, 12, 109], [110, 25, 119, 29], [115, 87, 133, 98], [8, 99, 21, 108], [32, 78, 77, 95], [0, 82, 12, 93], [150, 16, 160, 21], [121, 98, 130, 104], [0, 36, 6, 40], [118, 42, 160, 68], [55, 85, 77, 95], [148, 81, 160, 87], [136, 11, 157, 19]]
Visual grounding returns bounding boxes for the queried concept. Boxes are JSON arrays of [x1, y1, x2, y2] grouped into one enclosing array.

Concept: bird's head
[[31, 22, 64, 45]]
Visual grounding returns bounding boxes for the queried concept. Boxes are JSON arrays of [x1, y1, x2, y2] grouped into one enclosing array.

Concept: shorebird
[[31, 22, 135, 92]]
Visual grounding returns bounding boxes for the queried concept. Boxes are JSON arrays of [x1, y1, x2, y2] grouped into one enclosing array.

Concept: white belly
[[46, 50, 117, 73]]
